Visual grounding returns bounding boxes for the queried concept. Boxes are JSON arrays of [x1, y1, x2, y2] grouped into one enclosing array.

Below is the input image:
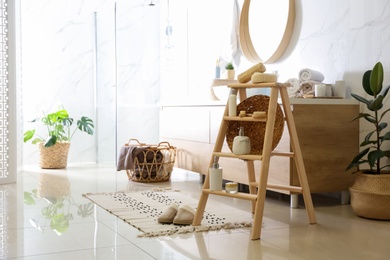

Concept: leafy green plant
[[23, 106, 94, 147], [225, 62, 234, 70], [346, 62, 390, 174]]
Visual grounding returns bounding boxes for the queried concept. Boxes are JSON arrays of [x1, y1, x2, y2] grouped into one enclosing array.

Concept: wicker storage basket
[[125, 139, 177, 183], [349, 172, 390, 220], [226, 95, 285, 154], [39, 142, 70, 169]]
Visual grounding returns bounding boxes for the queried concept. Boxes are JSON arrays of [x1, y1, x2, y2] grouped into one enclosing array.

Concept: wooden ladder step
[[248, 182, 303, 193], [213, 152, 263, 161], [203, 189, 257, 201], [223, 116, 267, 122]]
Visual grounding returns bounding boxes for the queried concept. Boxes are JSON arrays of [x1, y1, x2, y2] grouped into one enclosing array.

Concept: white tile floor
[[3, 164, 390, 259]]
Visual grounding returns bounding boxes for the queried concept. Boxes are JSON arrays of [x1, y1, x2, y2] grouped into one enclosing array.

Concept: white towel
[[285, 78, 300, 98], [299, 68, 325, 82]]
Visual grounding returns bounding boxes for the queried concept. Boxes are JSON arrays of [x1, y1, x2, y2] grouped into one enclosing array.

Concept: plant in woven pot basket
[[225, 62, 235, 80], [346, 62, 390, 220], [23, 106, 94, 169]]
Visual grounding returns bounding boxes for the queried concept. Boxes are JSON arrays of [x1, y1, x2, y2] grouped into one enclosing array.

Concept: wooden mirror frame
[[239, 0, 295, 64]]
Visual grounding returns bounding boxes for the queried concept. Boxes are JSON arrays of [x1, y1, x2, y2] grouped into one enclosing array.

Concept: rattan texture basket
[[125, 139, 177, 183], [39, 142, 70, 169], [349, 172, 390, 220], [226, 95, 285, 154]]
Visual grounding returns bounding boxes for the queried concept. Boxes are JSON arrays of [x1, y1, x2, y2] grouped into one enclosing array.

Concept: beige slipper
[[173, 205, 195, 225], [158, 203, 178, 224]]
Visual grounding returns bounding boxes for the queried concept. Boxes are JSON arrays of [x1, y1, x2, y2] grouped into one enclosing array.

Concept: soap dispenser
[[228, 89, 237, 117], [209, 156, 223, 191], [232, 127, 251, 155]]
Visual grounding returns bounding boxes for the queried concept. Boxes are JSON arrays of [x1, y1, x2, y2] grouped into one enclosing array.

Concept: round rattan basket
[[349, 172, 390, 220], [125, 139, 177, 183], [226, 95, 285, 154], [39, 142, 70, 169]]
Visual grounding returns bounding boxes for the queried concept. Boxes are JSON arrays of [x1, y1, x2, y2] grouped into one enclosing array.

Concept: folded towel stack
[[283, 68, 325, 98]]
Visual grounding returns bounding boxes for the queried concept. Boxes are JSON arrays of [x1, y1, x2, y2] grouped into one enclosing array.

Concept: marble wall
[[21, 0, 160, 165], [20, 0, 390, 166]]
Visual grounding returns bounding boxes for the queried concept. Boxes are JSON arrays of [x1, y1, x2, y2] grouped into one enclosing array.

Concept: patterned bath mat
[[83, 189, 253, 237]]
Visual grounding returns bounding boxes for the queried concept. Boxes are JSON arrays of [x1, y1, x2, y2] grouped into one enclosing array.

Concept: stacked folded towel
[[285, 68, 326, 98]]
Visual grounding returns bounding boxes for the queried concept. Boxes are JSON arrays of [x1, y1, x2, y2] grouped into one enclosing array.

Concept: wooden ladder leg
[[279, 88, 317, 224], [246, 160, 257, 213], [193, 100, 230, 226], [251, 87, 279, 240]]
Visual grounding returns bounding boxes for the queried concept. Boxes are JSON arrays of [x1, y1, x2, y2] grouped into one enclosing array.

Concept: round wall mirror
[[239, 0, 295, 64]]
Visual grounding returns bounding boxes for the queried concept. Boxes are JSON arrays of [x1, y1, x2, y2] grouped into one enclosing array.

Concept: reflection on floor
[[3, 164, 390, 259]]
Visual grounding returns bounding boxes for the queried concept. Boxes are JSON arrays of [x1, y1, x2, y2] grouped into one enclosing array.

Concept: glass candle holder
[[225, 182, 238, 194]]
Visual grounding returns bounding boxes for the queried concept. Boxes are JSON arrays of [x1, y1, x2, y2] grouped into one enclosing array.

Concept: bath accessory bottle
[[215, 59, 220, 78], [228, 89, 237, 117], [209, 156, 223, 191], [232, 127, 251, 155]]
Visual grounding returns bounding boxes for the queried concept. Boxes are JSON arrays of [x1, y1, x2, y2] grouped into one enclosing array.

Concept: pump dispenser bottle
[[232, 127, 251, 154], [228, 89, 237, 117], [209, 156, 223, 191]]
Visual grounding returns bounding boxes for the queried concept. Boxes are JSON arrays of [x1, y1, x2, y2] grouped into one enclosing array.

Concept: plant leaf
[[361, 131, 376, 146], [77, 116, 94, 135], [44, 135, 58, 147], [378, 122, 388, 132], [382, 85, 390, 98], [362, 70, 374, 96], [351, 93, 371, 106], [381, 131, 390, 141], [368, 95, 384, 111], [346, 148, 370, 171], [379, 107, 390, 121], [62, 117, 74, 127], [32, 138, 43, 144], [370, 62, 384, 96], [367, 150, 384, 167], [24, 130, 35, 143]]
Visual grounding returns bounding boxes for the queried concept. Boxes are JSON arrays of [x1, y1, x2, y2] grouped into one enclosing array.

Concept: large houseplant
[[24, 106, 94, 169], [346, 62, 390, 220]]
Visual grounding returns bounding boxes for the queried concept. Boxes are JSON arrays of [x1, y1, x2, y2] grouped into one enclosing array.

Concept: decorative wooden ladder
[[192, 82, 317, 240]]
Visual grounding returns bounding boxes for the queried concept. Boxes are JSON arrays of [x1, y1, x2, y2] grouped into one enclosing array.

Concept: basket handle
[[157, 141, 173, 149], [127, 138, 146, 146]]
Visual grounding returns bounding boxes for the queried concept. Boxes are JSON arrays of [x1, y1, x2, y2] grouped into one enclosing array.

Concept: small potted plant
[[23, 105, 94, 169], [225, 62, 235, 80], [346, 61, 390, 220]]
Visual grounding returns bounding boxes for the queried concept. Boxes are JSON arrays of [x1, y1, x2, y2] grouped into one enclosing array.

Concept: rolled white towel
[[299, 68, 325, 82], [285, 78, 300, 98]]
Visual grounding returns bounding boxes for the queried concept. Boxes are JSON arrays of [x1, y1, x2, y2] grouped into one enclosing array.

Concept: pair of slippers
[[158, 203, 195, 225]]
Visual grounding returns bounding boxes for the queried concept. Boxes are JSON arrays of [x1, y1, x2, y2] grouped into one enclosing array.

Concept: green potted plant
[[346, 61, 390, 220], [24, 105, 94, 169], [225, 62, 235, 80]]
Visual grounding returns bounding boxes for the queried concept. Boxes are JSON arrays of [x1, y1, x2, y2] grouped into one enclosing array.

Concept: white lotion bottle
[[232, 127, 251, 155], [209, 156, 223, 191], [228, 89, 237, 117]]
